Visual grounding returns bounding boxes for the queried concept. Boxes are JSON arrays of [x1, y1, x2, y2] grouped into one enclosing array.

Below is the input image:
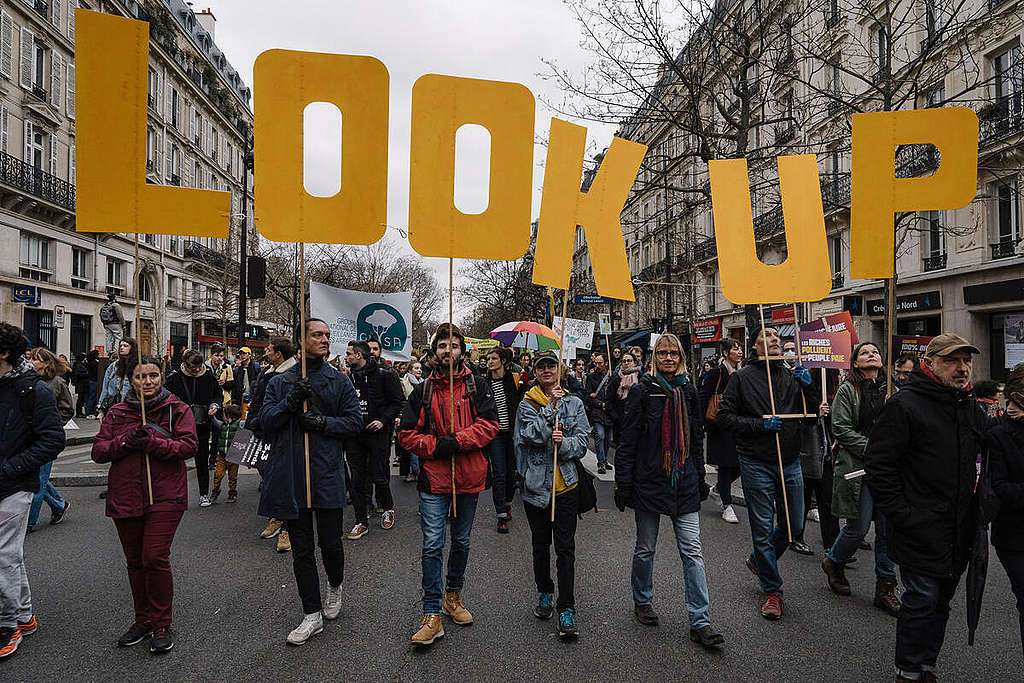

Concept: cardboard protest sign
[[799, 311, 860, 346], [798, 331, 853, 369], [552, 316, 596, 355], [74, 10, 229, 237], [598, 313, 612, 336], [892, 335, 933, 361], [225, 427, 271, 472], [693, 318, 723, 343], [309, 282, 413, 361]]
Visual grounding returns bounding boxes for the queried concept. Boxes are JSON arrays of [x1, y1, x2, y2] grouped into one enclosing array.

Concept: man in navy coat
[[259, 318, 362, 646]]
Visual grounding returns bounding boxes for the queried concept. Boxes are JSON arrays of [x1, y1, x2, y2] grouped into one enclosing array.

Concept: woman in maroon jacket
[[91, 355, 197, 655]]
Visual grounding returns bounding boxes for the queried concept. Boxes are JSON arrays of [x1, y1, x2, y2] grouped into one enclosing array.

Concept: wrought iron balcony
[[184, 240, 227, 269], [991, 240, 1020, 260], [148, 94, 156, 108], [981, 98, 1023, 146], [873, 67, 890, 85], [33, 0, 47, 19], [169, 174, 181, 186], [923, 253, 947, 271], [774, 125, 795, 146], [31, 85, 47, 102], [826, 12, 842, 28], [0, 151, 75, 210], [777, 49, 794, 69], [754, 206, 784, 240], [821, 175, 851, 211], [692, 236, 718, 262], [896, 145, 940, 177], [146, 159, 154, 172], [827, 99, 843, 115], [832, 275, 845, 289]]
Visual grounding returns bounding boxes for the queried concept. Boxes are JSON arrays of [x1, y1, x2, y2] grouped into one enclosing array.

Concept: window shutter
[[0, 12, 12, 79], [68, 0, 75, 41], [165, 79, 171, 120], [155, 130, 163, 177], [23, 118, 31, 162], [50, 52, 61, 110], [0, 105, 7, 153], [165, 137, 171, 178], [69, 140, 74, 185], [189, 105, 195, 141], [182, 153, 191, 186], [49, 134, 56, 174], [65, 63, 74, 118], [51, 0, 60, 29], [19, 26, 33, 89]]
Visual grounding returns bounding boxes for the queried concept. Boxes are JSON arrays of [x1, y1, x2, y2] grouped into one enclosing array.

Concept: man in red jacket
[[398, 323, 498, 647]]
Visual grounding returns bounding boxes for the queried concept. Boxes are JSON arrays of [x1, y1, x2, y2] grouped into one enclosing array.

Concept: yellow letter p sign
[[851, 108, 978, 278], [74, 10, 228, 237]]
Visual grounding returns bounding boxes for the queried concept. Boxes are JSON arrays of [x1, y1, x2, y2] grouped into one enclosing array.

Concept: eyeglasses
[[655, 350, 681, 358]]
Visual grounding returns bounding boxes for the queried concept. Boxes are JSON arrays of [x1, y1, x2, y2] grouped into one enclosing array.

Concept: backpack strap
[[420, 378, 434, 434]]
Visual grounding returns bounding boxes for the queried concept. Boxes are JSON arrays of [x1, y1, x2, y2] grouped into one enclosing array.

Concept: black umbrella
[[967, 454, 1002, 646]]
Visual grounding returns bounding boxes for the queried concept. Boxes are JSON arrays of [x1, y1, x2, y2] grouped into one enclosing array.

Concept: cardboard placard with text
[[798, 331, 853, 369], [799, 311, 860, 346], [892, 335, 933, 360]]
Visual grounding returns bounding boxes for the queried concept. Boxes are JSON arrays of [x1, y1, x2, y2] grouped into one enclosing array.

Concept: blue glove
[[792, 365, 813, 387], [762, 416, 782, 432]]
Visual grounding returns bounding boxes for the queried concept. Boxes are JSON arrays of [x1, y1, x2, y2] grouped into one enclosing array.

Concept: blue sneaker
[[534, 592, 554, 620], [558, 607, 578, 638]]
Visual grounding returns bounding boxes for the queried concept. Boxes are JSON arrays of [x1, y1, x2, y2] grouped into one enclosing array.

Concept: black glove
[[699, 480, 711, 502], [299, 410, 326, 433], [285, 378, 313, 412], [122, 425, 151, 451], [433, 435, 460, 459], [613, 482, 634, 512]]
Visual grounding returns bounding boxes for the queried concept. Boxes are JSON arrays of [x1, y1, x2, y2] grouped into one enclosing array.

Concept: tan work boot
[[260, 518, 283, 539], [442, 590, 474, 625], [411, 614, 444, 646], [276, 530, 291, 553]]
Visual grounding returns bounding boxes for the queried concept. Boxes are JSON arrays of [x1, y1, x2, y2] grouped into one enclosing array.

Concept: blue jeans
[[826, 484, 896, 580], [28, 461, 65, 528], [410, 454, 420, 475], [420, 491, 478, 615], [895, 567, 960, 678], [632, 509, 711, 628], [739, 456, 805, 595], [86, 380, 98, 415], [592, 423, 608, 466]]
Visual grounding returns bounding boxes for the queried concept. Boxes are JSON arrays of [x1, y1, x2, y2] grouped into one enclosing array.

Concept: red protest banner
[[892, 335, 932, 360], [693, 317, 722, 343], [798, 330, 853, 369]]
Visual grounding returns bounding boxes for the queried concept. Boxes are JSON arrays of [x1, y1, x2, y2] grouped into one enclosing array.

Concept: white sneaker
[[722, 505, 739, 524], [286, 611, 324, 645], [808, 508, 820, 523], [199, 495, 211, 508], [324, 584, 343, 620]]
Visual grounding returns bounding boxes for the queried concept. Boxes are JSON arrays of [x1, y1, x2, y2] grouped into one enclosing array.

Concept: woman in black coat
[[165, 349, 222, 506], [989, 364, 1024, 657], [698, 339, 743, 524]]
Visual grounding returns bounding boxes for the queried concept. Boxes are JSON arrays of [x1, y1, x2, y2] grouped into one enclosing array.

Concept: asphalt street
[[7, 471, 1022, 682]]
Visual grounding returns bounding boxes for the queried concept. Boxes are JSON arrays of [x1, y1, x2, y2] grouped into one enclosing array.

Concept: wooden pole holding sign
[[299, 243, 311, 509], [552, 288, 570, 522], [758, 304, 793, 543], [886, 275, 896, 399], [449, 258, 457, 518], [792, 303, 809, 417], [133, 233, 153, 506]]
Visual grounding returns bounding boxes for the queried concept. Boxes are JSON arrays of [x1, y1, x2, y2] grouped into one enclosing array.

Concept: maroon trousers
[[114, 510, 183, 628]]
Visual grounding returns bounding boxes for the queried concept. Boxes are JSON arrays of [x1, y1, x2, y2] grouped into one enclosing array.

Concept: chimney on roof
[[196, 7, 216, 39]]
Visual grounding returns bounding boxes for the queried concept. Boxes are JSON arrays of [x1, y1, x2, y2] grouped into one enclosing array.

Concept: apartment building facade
[[600, 0, 1024, 380], [0, 0, 260, 361]]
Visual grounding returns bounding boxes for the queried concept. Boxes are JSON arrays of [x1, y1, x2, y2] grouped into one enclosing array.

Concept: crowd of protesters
[[2, 315, 1024, 683]]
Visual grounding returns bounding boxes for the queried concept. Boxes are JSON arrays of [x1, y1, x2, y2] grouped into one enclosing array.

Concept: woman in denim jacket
[[514, 350, 590, 639]]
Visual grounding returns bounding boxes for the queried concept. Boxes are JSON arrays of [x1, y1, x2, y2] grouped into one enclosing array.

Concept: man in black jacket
[[716, 325, 817, 621], [584, 353, 613, 473], [344, 340, 405, 538], [0, 322, 65, 658], [865, 333, 987, 682]]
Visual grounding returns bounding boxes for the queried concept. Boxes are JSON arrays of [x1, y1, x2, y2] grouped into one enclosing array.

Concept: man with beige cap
[[865, 333, 988, 682]]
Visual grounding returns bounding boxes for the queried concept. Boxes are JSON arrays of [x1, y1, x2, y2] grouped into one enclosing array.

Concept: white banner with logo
[[309, 282, 413, 361], [552, 316, 596, 356]]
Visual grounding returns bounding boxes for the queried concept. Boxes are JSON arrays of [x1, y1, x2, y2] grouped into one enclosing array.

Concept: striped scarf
[[654, 370, 690, 487]]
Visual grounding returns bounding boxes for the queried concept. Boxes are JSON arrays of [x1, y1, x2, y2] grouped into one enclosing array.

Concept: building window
[[923, 210, 946, 257], [26, 126, 45, 170], [19, 232, 50, 281], [924, 0, 945, 38], [992, 47, 1020, 113], [875, 26, 889, 77], [33, 43, 44, 90], [71, 247, 89, 289], [167, 275, 178, 305], [148, 68, 158, 109], [171, 88, 179, 128], [828, 235, 843, 278], [137, 274, 152, 302], [206, 288, 217, 307], [992, 180, 1020, 244], [107, 257, 125, 294]]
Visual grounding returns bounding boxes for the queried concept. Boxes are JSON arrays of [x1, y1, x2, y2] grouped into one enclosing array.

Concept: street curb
[[51, 473, 106, 487]]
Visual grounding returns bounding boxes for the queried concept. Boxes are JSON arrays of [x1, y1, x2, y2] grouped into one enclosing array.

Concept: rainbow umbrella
[[490, 321, 561, 350]]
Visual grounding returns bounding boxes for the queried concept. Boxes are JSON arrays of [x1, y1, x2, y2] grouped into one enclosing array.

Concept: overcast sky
[[202, 0, 618, 306]]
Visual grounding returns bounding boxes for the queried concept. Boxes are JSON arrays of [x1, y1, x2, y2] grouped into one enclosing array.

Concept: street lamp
[[237, 143, 254, 352]]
